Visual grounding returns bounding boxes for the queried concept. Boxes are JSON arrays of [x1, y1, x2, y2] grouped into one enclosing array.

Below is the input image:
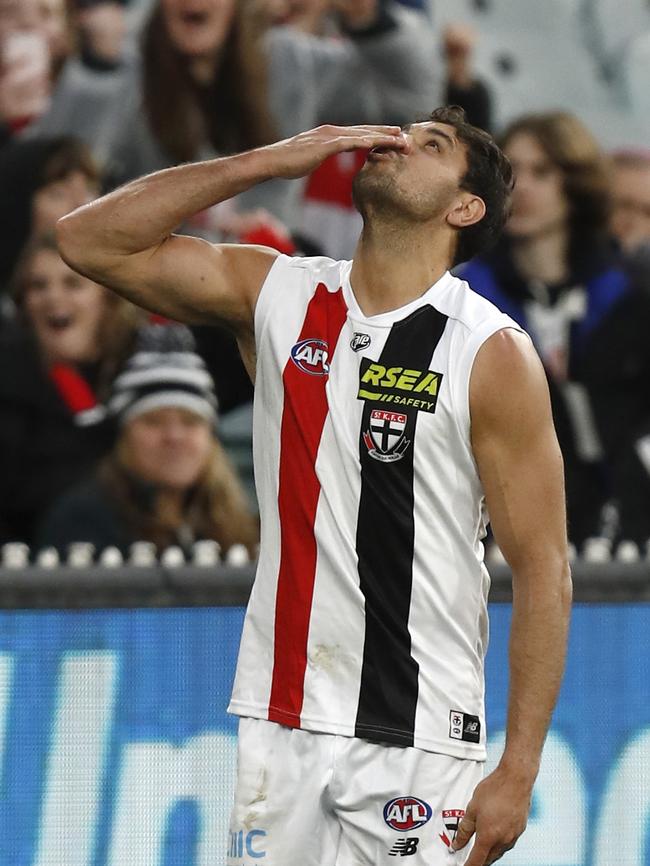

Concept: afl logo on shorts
[[291, 338, 330, 375], [383, 796, 432, 831]]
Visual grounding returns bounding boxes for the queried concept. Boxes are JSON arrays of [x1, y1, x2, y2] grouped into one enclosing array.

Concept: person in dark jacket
[[0, 232, 141, 544], [0, 136, 100, 302], [36, 324, 259, 559], [458, 111, 650, 545]]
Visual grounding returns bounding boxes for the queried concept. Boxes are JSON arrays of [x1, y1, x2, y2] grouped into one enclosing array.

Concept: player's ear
[[446, 193, 486, 230]]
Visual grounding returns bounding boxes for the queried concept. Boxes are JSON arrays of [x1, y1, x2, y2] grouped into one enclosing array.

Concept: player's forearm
[[56, 149, 274, 271], [499, 557, 572, 786]]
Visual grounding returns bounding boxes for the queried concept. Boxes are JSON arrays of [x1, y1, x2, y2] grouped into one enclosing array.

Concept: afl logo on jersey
[[290, 338, 330, 375], [383, 796, 432, 832]]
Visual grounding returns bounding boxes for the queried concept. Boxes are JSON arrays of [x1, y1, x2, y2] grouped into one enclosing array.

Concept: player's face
[[161, 0, 236, 58], [610, 161, 650, 253], [122, 407, 213, 490], [352, 121, 472, 223], [21, 249, 109, 365], [504, 132, 569, 240]]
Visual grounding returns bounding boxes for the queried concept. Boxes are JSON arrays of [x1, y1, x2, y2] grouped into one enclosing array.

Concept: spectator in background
[[0, 233, 142, 544], [609, 149, 650, 255], [36, 324, 259, 558], [458, 111, 650, 546], [75, 0, 129, 71], [0, 0, 132, 154], [0, 0, 52, 142], [443, 23, 492, 132], [103, 0, 438, 229], [0, 136, 100, 306]]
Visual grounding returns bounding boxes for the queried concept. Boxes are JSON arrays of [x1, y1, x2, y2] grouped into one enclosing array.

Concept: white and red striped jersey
[[228, 254, 523, 760]]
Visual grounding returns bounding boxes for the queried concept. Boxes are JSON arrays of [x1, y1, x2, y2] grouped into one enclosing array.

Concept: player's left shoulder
[[471, 327, 550, 428], [443, 272, 510, 332]]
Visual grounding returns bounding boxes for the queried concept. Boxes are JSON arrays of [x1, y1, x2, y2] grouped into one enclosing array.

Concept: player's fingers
[[462, 836, 492, 866], [451, 811, 476, 851], [333, 134, 406, 154], [344, 124, 403, 135]]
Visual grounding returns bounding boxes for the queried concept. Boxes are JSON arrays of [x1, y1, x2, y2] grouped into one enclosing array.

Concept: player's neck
[[350, 223, 453, 317]]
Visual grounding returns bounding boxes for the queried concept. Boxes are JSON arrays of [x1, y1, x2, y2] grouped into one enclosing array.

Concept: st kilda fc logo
[[439, 809, 465, 851], [383, 796, 432, 832], [363, 410, 410, 462]]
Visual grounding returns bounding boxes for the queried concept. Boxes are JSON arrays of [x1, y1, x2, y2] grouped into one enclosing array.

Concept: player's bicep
[[469, 329, 567, 574], [98, 236, 279, 329]]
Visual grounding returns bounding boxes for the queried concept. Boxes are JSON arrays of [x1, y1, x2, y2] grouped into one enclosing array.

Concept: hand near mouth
[[261, 124, 409, 179]]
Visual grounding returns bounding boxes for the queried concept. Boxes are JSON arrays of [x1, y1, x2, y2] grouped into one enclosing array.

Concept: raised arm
[[453, 328, 572, 866], [56, 124, 407, 330]]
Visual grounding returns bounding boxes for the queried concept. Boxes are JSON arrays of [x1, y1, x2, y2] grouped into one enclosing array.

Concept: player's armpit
[[468, 327, 568, 576]]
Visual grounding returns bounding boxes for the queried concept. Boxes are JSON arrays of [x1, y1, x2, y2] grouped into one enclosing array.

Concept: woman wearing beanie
[[36, 323, 259, 559]]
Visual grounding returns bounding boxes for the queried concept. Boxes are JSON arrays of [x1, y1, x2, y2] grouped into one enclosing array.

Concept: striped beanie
[[108, 324, 218, 427]]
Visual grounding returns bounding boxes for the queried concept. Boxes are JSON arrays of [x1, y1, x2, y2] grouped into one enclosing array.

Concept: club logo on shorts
[[363, 410, 410, 462], [383, 796, 432, 831], [350, 332, 371, 352], [439, 809, 465, 851], [290, 338, 330, 375]]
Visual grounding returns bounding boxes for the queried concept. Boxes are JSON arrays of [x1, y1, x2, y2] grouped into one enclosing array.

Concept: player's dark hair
[[428, 107, 514, 266]]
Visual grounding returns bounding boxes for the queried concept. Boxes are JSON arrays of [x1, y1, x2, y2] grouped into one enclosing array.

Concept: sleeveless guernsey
[[228, 254, 523, 760]]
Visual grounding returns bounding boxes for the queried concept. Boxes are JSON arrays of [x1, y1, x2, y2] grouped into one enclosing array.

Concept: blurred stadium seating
[[433, 0, 650, 145]]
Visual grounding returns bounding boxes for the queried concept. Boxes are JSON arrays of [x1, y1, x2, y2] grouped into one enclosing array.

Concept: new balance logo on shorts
[[388, 838, 420, 856]]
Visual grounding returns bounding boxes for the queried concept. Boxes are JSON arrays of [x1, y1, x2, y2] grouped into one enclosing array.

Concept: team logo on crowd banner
[[350, 332, 371, 352], [290, 338, 330, 375], [357, 358, 443, 413], [363, 410, 410, 462], [383, 797, 432, 831], [439, 809, 465, 851]]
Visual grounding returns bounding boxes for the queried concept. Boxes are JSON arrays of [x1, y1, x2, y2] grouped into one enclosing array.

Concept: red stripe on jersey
[[268, 282, 348, 726]]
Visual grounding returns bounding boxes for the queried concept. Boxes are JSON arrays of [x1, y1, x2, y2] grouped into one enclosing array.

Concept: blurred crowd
[[0, 0, 649, 560]]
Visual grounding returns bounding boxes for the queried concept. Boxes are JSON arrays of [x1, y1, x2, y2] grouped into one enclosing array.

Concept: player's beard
[[352, 163, 404, 222], [352, 163, 455, 225]]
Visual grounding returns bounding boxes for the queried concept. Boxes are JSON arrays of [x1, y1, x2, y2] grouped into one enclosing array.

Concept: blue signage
[[0, 604, 647, 866]]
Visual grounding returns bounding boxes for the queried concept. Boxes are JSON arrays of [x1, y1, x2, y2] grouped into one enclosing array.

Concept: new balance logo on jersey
[[449, 710, 481, 743], [357, 358, 443, 413], [388, 838, 419, 856], [290, 338, 330, 375]]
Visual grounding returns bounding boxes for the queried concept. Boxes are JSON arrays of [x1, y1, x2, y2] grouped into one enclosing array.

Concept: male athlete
[[57, 107, 572, 866]]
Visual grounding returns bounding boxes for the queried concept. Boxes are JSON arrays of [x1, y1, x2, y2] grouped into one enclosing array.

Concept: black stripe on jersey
[[355, 304, 449, 746]]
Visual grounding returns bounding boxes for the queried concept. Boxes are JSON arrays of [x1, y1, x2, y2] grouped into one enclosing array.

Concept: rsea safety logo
[[357, 358, 443, 413], [383, 797, 432, 832], [290, 338, 330, 375]]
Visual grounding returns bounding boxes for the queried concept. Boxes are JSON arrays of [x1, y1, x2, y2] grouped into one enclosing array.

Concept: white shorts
[[227, 718, 483, 866]]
